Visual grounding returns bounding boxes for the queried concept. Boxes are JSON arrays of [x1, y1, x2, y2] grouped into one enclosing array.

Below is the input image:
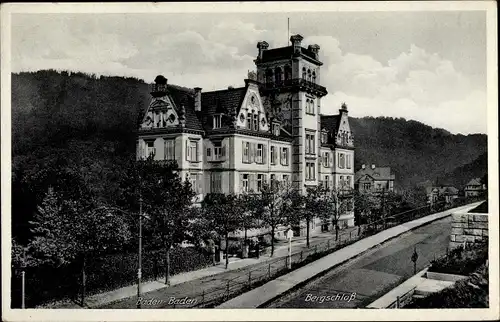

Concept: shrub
[[406, 264, 488, 308], [429, 243, 488, 276]]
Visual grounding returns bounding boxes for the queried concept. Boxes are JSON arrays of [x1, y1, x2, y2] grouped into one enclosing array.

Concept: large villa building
[[136, 34, 356, 232]]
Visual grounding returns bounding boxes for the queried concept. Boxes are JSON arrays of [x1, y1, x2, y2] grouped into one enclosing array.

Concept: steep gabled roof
[[321, 115, 341, 135], [166, 84, 204, 131], [355, 167, 395, 182], [466, 178, 482, 186], [200, 87, 247, 131]]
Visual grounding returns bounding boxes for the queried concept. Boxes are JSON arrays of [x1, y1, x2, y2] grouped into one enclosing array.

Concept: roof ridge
[[202, 86, 246, 95]]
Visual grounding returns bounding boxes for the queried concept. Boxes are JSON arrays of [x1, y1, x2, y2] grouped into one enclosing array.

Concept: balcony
[[260, 78, 328, 97]]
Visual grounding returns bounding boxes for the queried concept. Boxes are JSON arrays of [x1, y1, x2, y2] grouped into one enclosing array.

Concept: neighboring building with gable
[[136, 34, 356, 236], [426, 186, 459, 205], [354, 164, 395, 193], [464, 178, 486, 197]]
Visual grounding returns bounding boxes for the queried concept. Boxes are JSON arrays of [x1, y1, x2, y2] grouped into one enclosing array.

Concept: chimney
[[371, 164, 376, 170], [361, 164, 366, 170], [256, 41, 269, 60], [290, 34, 304, 54], [194, 87, 202, 112], [308, 44, 320, 59]]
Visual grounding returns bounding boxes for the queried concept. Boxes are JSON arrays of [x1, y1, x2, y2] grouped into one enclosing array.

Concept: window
[[283, 174, 290, 183], [213, 115, 222, 129], [306, 99, 315, 114], [242, 141, 250, 163], [206, 148, 211, 158], [307, 69, 312, 82], [247, 113, 252, 130], [312, 71, 316, 84], [284, 65, 292, 81], [189, 173, 202, 194], [211, 172, 222, 193], [270, 146, 276, 165], [253, 114, 259, 131], [346, 176, 351, 188], [321, 131, 328, 144], [266, 69, 273, 84], [242, 174, 249, 192], [213, 142, 225, 161], [257, 174, 264, 192], [323, 152, 329, 167], [340, 176, 344, 186], [272, 123, 280, 136], [338, 153, 345, 169], [256, 144, 264, 164], [275, 67, 282, 85], [164, 139, 175, 160], [305, 133, 315, 155], [302, 67, 307, 80], [186, 140, 199, 162], [363, 183, 372, 190], [346, 154, 351, 169], [281, 147, 289, 166], [325, 175, 330, 189], [146, 141, 156, 158], [270, 174, 276, 187], [377, 183, 382, 190], [306, 162, 316, 180]]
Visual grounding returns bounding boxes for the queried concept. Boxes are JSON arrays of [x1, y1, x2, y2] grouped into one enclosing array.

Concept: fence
[[156, 197, 484, 308], [12, 196, 482, 308]]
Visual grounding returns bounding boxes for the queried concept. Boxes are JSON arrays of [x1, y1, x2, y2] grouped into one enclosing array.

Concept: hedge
[[11, 246, 212, 308]]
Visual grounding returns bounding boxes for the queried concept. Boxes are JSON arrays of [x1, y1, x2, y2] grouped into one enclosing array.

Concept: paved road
[[98, 229, 357, 309], [265, 216, 452, 308]]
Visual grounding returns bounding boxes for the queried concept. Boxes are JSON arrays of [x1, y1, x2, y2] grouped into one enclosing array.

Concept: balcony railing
[[261, 78, 327, 95]]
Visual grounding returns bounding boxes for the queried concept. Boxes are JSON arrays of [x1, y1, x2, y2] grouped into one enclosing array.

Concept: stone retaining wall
[[450, 212, 488, 250]]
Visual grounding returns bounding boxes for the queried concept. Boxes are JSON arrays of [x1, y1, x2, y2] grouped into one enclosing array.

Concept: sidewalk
[[217, 202, 482, 308], [45, 227, 355, 308]]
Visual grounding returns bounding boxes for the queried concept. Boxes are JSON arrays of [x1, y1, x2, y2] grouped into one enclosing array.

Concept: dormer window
[[321, 130, 328, 144], [253, 114, 259, 131], [272, 123, 280, 136], [213, 114, 222, 129]]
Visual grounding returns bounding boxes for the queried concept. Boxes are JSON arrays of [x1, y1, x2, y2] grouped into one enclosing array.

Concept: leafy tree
[[238, 192, 263, 244], [118, 157, 196, 285], [201, 193, 243, 269], [28, 187, 131, 305], [354, 190, 381, 227], [301, 185, 328, 248], [324, 185, 355, 240], [253, 180, 296, 257]]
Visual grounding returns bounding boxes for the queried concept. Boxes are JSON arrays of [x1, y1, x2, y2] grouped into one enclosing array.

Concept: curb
[[217, 202, 482, 308]]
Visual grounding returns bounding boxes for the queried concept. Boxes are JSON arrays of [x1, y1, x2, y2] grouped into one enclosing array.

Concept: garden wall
[[450, 212, 488, 250]]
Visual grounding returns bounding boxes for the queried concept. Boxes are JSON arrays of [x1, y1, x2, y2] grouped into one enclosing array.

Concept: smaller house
[[426, 186, 459, 204], [355, 164, 395, 193], [464, 178, 486, 197]]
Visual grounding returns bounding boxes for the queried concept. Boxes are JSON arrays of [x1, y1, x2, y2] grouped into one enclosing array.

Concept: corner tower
[[254, 34, 328, 193]]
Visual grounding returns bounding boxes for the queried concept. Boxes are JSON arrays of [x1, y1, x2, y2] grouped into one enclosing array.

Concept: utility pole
[[137, 195, 143, 309]]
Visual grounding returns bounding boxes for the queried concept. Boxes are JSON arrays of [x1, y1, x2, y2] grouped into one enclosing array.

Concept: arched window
[[284, 65, 292, 81], [307, 69, 312, 82], [312, 71, 316, 84], [274, 67, 282, 85], [302, 67, 307, 80], [266, 69, 273, 84]]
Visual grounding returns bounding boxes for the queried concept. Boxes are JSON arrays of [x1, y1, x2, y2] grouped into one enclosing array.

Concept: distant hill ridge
[[12, 70, 488, 190]]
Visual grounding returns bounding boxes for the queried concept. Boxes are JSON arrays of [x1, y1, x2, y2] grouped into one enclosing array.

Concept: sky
[[10, 10, 488, 134]]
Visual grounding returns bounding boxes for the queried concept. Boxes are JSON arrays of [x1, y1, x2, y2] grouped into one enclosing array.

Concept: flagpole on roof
[[287, 17, 290, 46]]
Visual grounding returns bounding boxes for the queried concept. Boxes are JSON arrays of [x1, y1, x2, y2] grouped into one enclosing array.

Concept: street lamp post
[[21, 247, 26, 309], [137, 196, 143, 309]]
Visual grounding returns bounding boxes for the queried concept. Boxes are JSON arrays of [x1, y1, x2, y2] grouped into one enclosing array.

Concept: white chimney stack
[[361, 164, 366, 169], [194, 87, 202, 112], [371, 164, 376, 169]]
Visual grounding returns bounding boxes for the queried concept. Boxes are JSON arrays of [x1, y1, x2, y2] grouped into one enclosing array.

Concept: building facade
[[464, 178, 486, 197], [136, 34, 356, 234], [354, 164, 395, 193]]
